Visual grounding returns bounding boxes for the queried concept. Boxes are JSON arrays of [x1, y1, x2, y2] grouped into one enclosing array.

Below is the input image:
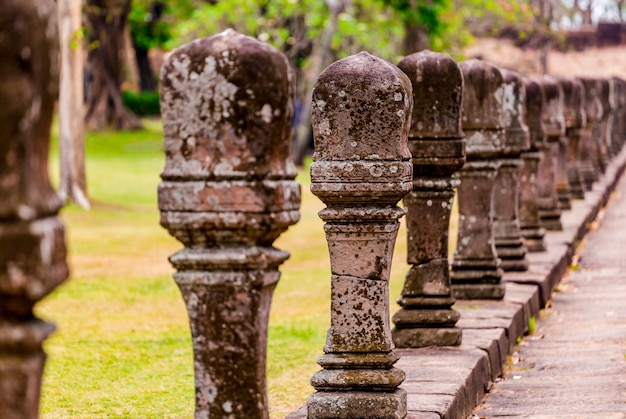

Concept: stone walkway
[[474, 167, 626, 418]]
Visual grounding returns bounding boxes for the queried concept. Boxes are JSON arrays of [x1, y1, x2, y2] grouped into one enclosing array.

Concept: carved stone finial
[[158, 30, 300, 418], [307, 51, 412, 419], [0, 1, 68, 418], [519, 77, 547, 252], [391, 50, 465, 348], [493, 69, 530, 272], [451, 59, 505, 300]]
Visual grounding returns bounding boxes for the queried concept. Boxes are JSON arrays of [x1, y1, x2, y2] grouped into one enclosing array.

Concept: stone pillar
[[579, 78, 602, 190], [158, 30, 300, 419], [558, 77, 587, 200], [307, 52, 412, 419], [519, 77, 547, 252], [494, 69, 530, 271], [0, 2, 69, 419], [597, 78, 612, 173], [451, 60, 504, 300], [610, 77, 626, 155], [392, 51, 465, 348], [537, 76, 565, 231]]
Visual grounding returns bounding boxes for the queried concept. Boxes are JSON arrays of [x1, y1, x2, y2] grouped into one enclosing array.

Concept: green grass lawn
[[39, 119, 455, 418]]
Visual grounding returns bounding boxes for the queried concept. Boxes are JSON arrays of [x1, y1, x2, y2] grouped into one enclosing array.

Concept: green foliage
[[168, 0, 405, 65], [380, 0, 449, 34], [129, 0, 172, 50], [122, 90, 161, 116], [528, 315, 537, 335]]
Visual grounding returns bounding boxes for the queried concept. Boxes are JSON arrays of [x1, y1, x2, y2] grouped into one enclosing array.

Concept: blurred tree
[[378, 0, 449, 54], [129, 0, 173, 91], [58, 0, 89, 208], [85, 0, 142, 130]]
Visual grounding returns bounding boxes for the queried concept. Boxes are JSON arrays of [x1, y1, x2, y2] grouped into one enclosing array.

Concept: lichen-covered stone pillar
[[579, 77, 603, 190], [494, 69, 530, 271], [610, 77, 626, 155], [537, 76, 566, 231], [558, 77, 587, 200], [158, 30, 300, 418], [597, 78, 613, 172], [392, 51, 465, 348], [0, 2, 69, 419], [451, 60, 505, 300], [307, 52, 412, 419], [519, 77, 547, 252]]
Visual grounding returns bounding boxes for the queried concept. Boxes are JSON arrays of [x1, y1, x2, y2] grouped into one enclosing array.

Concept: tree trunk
[[135, 46, 156, 92], [58, 0, 90, 209], [403, 21, 430, 56], [84, 0, 142, 130], [292, 0, 344, 166]]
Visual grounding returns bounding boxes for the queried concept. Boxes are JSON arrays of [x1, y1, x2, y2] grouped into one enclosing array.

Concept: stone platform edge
[[287, 146, 626, 419]]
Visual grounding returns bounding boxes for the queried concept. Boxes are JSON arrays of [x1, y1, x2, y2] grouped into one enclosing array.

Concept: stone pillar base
[[495, 234, 528, 272], [556, 186, 572, 210], [520, 225, 547, 252], [499, 257, 529, 272], [579, 161, 597, 191], [567, 168, 586, 199], [451, 283, 506, 300], [538, 208, 563, 231], [307, 389, 407, 419], [392, 325, 461, 347]]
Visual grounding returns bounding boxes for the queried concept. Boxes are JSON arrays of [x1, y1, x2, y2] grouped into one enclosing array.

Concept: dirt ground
[[464, 37, 626, 79]]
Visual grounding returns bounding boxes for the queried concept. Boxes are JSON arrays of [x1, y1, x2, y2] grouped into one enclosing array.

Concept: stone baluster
[[558, 77, 587, 200], [537, 76, 566, 231], [392, 51, 465, 348], [158, 30, 300, 418], [519, 77, 547, 252], [307, 52, 412, 419], [597, 78, 612, 172], [0, 2, 69, 418], [451, 60, 505, 300], [610, 77, 626, 155], [494, 69, 531, 271], [578, 77, 603, 190]]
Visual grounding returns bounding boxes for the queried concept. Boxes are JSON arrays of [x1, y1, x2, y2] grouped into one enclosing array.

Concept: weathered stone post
[[610, 77, 625, 155], [519, 77, 547, 252], [451, 60, 505, 300], [0, 2, 69, 418], [537, 76, 565, 231], [579, 77, 602, 190], [392, 51, 465, 348], [307, 52, 412, 419], [493, 69, 530, 271], [558, 77, 587, 200], [597, 78, 612, 173], [158, 30, 300, 418]]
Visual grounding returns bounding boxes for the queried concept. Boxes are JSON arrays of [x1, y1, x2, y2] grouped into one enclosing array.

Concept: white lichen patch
[[501, 82, 517, 127], [259, 103, 273, 123], [163, 53, 239, 142]]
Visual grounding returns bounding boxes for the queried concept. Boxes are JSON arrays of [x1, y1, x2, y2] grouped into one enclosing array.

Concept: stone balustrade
[[157, 30, 300, 418], [537, 76, 566, 231], [3, 12, 626, 417], [0, 2, 69, 418], [519, 77, 548, 252], [450, 59, 505, 300], [391, 50, 465, 348]]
